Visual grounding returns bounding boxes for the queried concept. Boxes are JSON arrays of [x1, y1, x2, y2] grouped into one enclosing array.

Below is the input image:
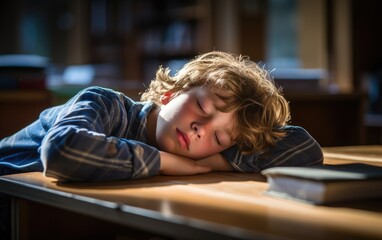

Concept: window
[[266, 0, 329, 90]]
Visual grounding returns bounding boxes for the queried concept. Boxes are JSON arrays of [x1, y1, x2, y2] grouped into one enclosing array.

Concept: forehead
[[188, 86, 228, 107]]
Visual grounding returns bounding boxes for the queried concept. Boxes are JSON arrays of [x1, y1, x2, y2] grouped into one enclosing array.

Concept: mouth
[[176, 128, 190, 150]]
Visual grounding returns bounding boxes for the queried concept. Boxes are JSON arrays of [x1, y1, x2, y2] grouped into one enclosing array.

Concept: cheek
[[191, 141, 222, 158], [162, 100, 192, 120]]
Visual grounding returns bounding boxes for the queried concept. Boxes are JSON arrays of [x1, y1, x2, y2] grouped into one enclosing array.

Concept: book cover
[[261, 163, 382, 204]]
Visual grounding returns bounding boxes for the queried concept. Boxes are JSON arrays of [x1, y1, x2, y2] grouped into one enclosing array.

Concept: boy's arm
[[195, 154, 234, 171], [219, 125, 323, 172], [159, 151, 211, 175], [40, 87, 161, 182]]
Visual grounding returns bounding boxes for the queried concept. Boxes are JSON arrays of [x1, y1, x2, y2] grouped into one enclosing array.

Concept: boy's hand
[[196, 154, 234, 172], [159, 151, 211, 175]]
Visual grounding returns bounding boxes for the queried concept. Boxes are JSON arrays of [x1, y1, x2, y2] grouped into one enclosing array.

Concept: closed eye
[[215, 132, 221, 146], [196, 99, 207, 115]]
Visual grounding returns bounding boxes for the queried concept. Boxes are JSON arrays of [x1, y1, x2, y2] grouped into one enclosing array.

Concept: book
[[0, 54, 47, 90], [261, 163, 382, 205]]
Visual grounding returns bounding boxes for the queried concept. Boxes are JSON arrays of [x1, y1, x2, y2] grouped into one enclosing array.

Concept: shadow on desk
[[326, 199, 382, 212], [54, 172, 269, 220], [59, 171, 382, 213], [57, 171, 267, 189]]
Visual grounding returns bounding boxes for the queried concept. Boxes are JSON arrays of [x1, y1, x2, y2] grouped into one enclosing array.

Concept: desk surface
[[1, 146, 382, 240]]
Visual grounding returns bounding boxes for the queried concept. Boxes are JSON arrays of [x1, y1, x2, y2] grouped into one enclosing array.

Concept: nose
[[191, 122, 206, 139]]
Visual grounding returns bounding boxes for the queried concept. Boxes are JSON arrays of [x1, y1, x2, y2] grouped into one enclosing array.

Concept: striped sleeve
[[40, 87, 160, 182], [221, 125, 323, 172]]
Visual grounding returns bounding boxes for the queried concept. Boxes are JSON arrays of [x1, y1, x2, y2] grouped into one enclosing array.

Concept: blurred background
[[1, 0, 382, 148]]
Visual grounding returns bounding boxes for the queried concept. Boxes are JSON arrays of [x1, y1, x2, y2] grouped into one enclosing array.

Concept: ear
[[160, 92, 173, 105]]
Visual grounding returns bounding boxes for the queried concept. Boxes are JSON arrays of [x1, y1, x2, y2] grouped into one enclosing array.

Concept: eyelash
[[215, 132, 221, 146], [197, 99, 207, 115], [197, 99, 221, 145]]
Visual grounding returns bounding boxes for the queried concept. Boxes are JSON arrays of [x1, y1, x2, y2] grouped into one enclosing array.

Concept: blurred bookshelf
[[3, 0, 380, 147], [88, 0, 213, 85]]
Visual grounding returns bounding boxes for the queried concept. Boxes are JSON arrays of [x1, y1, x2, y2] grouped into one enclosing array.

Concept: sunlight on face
[[155, 86, 238, 159]]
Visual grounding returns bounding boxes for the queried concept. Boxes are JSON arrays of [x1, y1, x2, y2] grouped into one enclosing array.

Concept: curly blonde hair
[[141, 51, 290, 154]]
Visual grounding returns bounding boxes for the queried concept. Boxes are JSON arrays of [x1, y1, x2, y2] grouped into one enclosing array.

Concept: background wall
[[1, 0, 382, 147]]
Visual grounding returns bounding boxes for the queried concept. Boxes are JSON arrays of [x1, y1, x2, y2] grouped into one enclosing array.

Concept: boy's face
[[155, 86, 237, 159]]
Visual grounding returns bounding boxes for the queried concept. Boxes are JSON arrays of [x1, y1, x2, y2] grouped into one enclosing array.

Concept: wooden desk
[[323, 145, 382, 166], [1, 146, 382, 240]]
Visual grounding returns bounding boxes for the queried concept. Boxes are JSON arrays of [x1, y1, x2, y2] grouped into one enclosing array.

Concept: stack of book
[[262, 163, 382, 205]]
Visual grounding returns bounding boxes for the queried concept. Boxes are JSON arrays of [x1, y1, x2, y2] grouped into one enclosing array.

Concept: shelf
[[88, 0, 213, 83]]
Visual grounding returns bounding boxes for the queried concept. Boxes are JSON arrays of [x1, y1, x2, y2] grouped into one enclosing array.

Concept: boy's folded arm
[[39, 87, 161, 182], [159, 151, 211, 175], [221, 125, 323, 172], [196, 154, 234, 172], [41, 126, 161, 182]]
